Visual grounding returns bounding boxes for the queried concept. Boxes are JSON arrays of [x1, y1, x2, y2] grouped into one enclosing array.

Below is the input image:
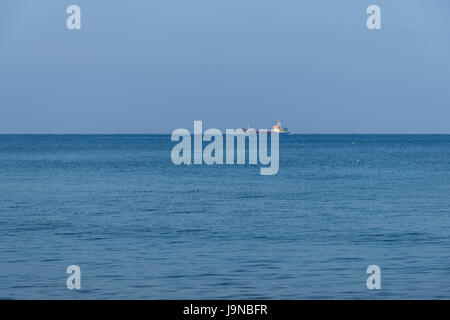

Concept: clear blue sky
[[1, 0, 449, 133]]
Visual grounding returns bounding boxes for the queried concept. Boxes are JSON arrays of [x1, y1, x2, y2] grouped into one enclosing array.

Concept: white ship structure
[[271, 120, 289, 134]]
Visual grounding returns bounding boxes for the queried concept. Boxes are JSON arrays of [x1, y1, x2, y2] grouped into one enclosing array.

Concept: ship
[[271, 120, 289, 134]]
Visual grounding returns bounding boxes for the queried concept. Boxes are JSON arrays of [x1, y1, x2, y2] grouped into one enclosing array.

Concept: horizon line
[[1, 132, 450, 135]]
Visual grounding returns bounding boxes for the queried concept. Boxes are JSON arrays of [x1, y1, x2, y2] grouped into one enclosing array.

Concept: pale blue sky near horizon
[[1, 0, 450, 134]]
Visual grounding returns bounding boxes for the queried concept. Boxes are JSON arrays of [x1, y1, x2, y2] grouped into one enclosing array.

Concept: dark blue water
[[0, 134, 449, 299]]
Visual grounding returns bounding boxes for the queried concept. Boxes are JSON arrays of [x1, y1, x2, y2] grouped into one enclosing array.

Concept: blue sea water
[[0, 134, 449, 299]]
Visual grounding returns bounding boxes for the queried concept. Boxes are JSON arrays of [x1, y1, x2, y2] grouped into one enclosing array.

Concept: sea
[[0, 134, 449, 299]]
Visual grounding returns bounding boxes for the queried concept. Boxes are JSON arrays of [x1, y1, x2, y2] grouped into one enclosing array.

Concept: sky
[[0, 0, 450, 134]]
